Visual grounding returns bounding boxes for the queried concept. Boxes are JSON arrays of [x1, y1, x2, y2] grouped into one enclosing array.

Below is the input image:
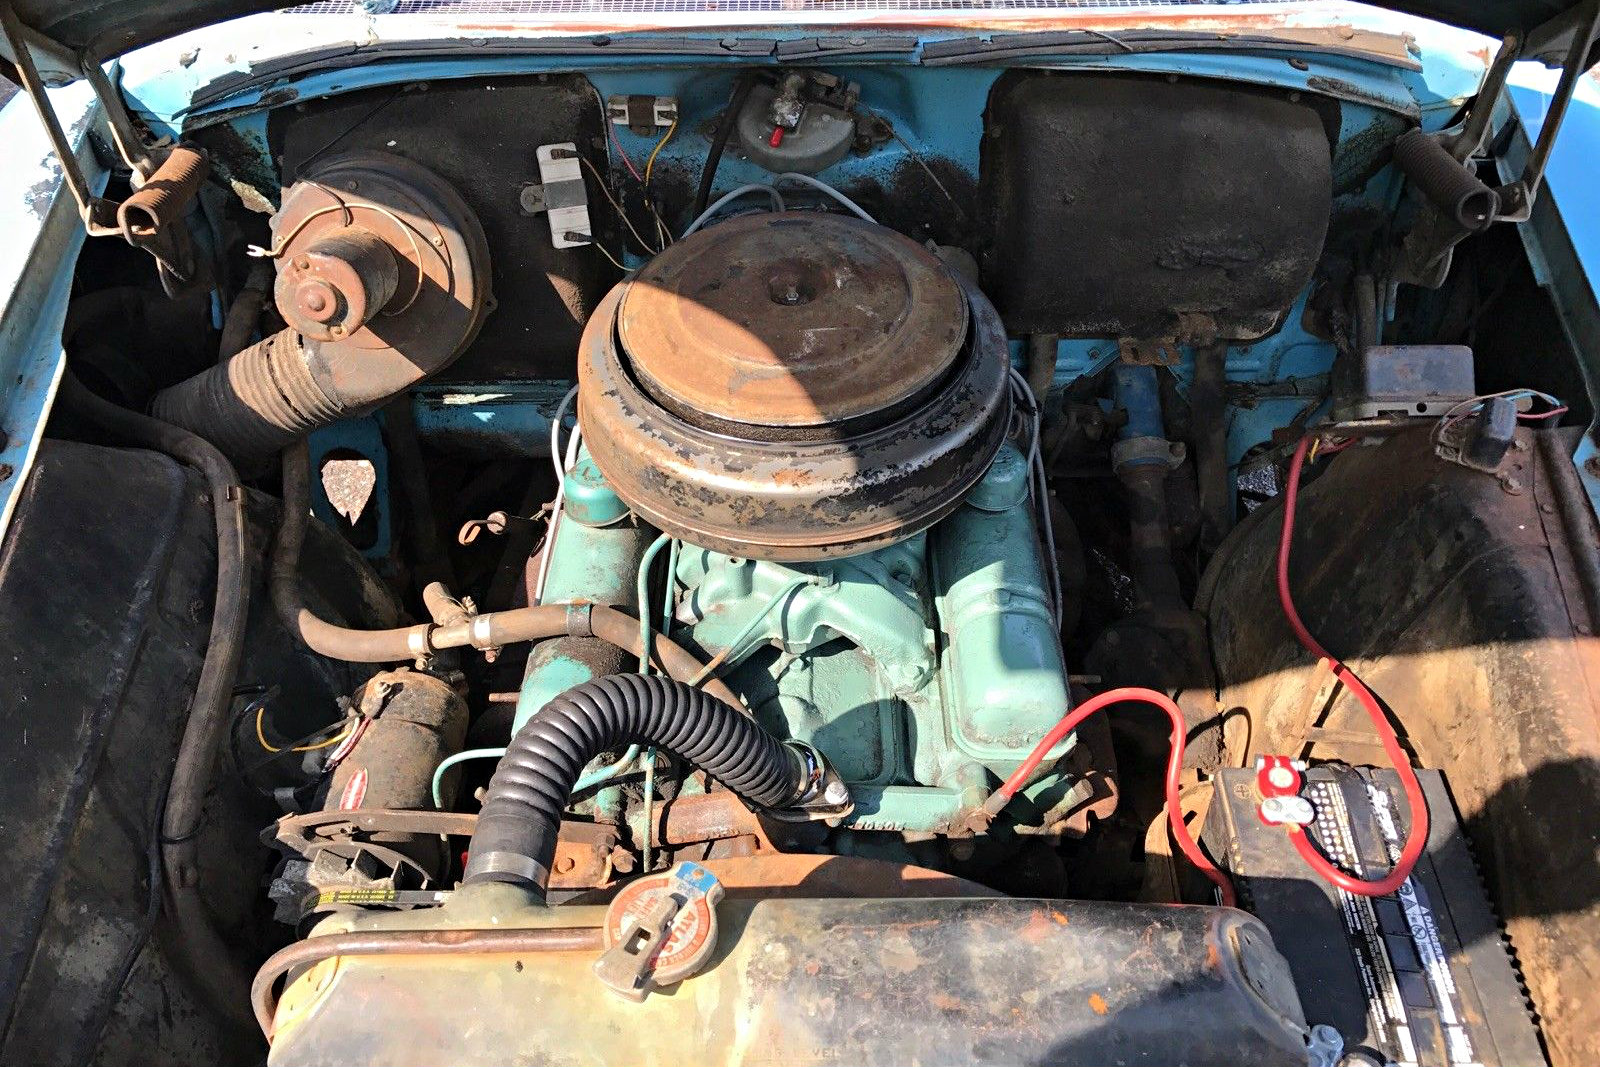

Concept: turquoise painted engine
[[517, 443, 1099, 841], [514, 210, 1108, 853]]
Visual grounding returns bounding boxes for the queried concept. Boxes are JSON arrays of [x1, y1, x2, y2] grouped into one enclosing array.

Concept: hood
[[0, 0, 1591, 71]]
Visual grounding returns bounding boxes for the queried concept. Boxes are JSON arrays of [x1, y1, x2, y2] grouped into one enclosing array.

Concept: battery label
[[1305, 778, 1481, 1067]]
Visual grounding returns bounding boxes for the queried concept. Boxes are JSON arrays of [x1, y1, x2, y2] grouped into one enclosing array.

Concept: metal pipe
[[1112, 365, 1182, 608], [1522, 0, 1600, 200], [1191, 342, 1232, 555], [1539, 428, 1600, 626], [253, 926, 606, 1037], [1025, 333, 1058, 409], [0, 2, 106, 228], [271, 443, 743, 710]]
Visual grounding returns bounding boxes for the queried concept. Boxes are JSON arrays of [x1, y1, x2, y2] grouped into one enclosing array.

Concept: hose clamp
[[464, 851, 551, 891], [470, 615, 496, 649], [766, 740, 854, 824], [407, 626, 432, 658], [565, 602, 594, 638]]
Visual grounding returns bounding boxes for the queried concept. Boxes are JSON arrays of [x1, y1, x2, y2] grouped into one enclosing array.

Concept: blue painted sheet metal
[[1504, 64, 1600, 516], [0, 83, 105, 543]]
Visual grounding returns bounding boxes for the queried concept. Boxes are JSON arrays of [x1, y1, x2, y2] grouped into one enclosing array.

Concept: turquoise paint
[[563, 451, 629, 527], [931, 445, 1074, 778], [671, 446, 1080, 835]]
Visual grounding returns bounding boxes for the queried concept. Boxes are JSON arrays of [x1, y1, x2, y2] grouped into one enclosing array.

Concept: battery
[[1204, 766, 1544, 1067]]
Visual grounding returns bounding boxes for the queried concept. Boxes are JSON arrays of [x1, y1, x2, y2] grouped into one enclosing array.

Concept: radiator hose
[[464, 674, 809, 894]]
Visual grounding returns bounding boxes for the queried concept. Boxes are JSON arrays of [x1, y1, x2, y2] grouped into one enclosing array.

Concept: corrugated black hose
[[464, 674, 806, 894]]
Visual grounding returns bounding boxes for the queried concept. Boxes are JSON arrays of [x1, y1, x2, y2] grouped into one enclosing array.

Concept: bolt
[[948, 839, 976, 862], [555, 854, 577, 873], [1541, 503, 1557, 514], [823, 780, 849, 806], [1500, 475, 1523, 494]]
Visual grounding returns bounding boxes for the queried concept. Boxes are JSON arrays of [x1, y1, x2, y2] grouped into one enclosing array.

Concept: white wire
[[681, 184, 786, 237], [549, 385, 578, 486], [535, 388, 583, 605], [1008, 366, 1063, 626], [773, 173, 877, 223]]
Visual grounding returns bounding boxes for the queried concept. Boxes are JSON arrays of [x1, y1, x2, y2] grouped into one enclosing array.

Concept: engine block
[[517, 443, 1099, 840]]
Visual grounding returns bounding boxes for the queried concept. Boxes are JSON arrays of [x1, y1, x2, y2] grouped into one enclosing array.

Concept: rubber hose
[[690, 75, 757, 220], [1392, 128, 1499, 232], [272, 440, 437, 661], [271, 445, 744, 712], [152, 328, 342, 466], [464, 674, 804, 892], [55, 371, 257, 1028]]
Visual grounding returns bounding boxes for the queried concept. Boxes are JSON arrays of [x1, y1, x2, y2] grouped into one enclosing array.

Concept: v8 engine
[[523, 211, 1105, 855]]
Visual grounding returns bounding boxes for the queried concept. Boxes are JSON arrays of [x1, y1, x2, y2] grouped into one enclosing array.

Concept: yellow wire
[[578, 155, 657, 254], [643, 117, 677, 188], [256, 704, 353, 754]]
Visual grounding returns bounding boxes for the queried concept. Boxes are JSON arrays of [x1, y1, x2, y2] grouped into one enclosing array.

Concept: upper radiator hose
[[465, 674, 810, 893]]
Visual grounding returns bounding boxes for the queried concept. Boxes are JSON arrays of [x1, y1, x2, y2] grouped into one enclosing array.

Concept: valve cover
[[577, 211, 1009, 561]]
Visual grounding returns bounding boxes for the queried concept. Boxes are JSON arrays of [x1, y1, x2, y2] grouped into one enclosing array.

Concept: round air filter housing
[[578, 212, 1009, 561]]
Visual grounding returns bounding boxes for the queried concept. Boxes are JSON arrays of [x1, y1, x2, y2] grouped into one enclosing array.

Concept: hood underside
[[0, 0, 1589, 71]]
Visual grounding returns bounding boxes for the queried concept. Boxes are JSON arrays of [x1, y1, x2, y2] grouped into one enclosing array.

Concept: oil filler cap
[[594, 861, 724, 1002]]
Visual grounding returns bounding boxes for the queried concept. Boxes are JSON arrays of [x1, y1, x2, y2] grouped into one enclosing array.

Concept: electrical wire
[[985, 687, 1236, 908], [681, 184, 786, 237], [579, 155, 659, 256], [591, 84, 644, 182], [534, 391, 583, 604], [254, 703, 352, 754], [590, 240, 629, 273], [1275, 435, 1429, 898], [1008, 366, 1062, 625], [773, 172, 877, 223], [644, 117, 677, 188], [1431, 388, 1567, 448]]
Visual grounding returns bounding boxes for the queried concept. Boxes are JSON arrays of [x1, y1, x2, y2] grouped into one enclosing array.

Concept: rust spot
[[1049, 909, 1070, 926], [772, 469, 815, 488], [1088, 993, 1109, 1016], [1020, 909, 1056, 945], [1204, 941, 1222, 973], [931, 992, 965, 1013], [803, 960, 821, 976]]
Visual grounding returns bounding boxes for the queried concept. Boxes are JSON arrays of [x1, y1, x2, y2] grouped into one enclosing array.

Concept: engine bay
[[8, 24, 1600, 1066]]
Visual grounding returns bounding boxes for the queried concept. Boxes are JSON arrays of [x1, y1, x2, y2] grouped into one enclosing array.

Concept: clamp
[[1256, 754, 1316, 828]]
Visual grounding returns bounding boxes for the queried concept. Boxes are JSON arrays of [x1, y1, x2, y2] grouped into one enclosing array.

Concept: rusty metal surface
[[695, 853, 996, 898], [272, 152, 492, 400], [274, 226, 400, 343], [255, 924, 607, 1038], [617, 212, 966, 429], [1206, 426, 1600, 1066], [266, 888, 1310, 1067], [579, 241, 1010, 561]]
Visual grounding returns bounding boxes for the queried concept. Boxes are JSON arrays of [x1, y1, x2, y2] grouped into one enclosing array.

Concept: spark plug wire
[[1275, 435, 1429, 897], [983, 687, 1237, 908]]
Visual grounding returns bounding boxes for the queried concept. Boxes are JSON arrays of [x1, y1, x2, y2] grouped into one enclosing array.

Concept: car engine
[[7, 31, 1595, 1067]]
